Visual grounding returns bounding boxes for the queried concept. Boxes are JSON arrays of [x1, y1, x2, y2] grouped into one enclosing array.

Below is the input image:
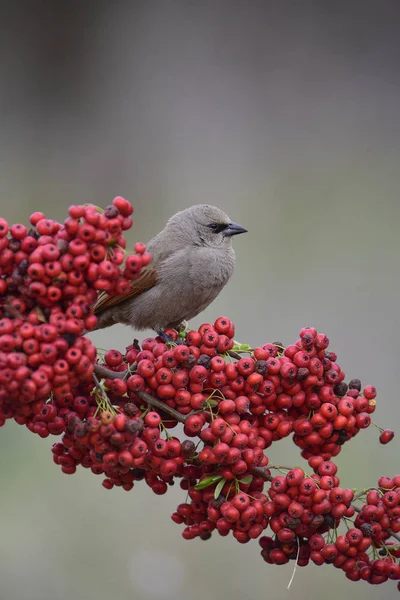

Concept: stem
[[92, 373, 116, 413], [352, 488, 379, 503]]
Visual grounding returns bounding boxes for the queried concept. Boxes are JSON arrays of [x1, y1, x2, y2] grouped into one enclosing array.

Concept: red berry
[[379, 429, 394, 444]]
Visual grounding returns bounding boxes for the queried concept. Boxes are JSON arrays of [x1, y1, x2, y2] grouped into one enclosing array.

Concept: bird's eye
[[207, 222, 228, 234]]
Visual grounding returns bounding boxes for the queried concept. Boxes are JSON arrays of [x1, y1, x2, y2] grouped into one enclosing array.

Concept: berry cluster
[[0, 197, 150, 430], [172, 481, 270, 543], [0, 199, 398, 592], [42, 315, 399, 590], [264, 472, 400, 585]]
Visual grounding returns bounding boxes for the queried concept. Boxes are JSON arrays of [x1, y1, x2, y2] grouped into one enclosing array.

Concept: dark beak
[[224, 221, 248, 237]]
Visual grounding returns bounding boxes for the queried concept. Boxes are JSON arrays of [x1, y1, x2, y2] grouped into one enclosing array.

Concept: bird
[[93, 204, 247, 335]]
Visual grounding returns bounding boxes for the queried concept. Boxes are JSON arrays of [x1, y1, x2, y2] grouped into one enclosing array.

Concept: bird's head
[[168, 204, 247, 248]]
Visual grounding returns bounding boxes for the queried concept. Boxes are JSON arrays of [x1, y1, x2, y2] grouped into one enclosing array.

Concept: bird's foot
[[155, 329, 185, 345]]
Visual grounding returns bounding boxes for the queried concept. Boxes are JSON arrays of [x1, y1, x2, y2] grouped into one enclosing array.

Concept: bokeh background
[[1, 1, 400, 599]]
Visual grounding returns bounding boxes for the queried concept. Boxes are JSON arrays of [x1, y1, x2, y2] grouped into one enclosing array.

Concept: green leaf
[[238, 475, 253, 485], [214, 477, 227, 500], [194, 475, 223, 490], [231, 341, 252, 352], [206, 399, 219, 408]]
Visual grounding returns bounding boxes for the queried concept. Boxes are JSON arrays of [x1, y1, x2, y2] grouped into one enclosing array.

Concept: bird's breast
[[189, 246, 235, 289]]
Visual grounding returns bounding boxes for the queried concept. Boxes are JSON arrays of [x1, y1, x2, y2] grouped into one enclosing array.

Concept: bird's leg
[[176, 320, 189, 335]]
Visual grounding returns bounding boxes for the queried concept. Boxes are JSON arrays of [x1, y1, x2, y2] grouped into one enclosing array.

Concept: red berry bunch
[[0, 197, 150, 429], [36, 315, 398, 590], [52, 399, 189, 493], [283, 473, 400, 585], [355, 475, 400, 537], [1, 201, 399, 592], [260, 463, 356, 565], [282, 327, 378, 461], [172, 480, 270, 543]]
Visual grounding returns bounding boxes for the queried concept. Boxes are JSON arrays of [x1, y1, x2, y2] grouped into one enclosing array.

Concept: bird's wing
[[93, 266, 158, 315]]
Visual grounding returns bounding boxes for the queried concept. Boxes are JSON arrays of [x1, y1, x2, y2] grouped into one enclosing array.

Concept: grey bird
[[93, 204, 247, 333]]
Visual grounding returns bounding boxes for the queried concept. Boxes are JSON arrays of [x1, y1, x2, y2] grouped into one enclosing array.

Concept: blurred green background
[[1, 2, 400, 599]]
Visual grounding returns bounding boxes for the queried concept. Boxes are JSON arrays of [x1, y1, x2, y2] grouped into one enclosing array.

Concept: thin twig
[[267, 465, 293, 471], [351, 488, 377, 503]]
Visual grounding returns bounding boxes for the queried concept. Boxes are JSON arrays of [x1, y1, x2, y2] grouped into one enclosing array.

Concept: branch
[[93, 364, 195, 424]]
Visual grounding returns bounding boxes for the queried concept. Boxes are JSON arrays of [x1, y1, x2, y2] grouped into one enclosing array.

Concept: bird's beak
[[224, 221, 248, 237]]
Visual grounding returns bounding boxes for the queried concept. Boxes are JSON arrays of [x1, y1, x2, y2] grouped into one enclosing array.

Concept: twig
[[93, 363, 195, 424], [92, 373, 104, 391], [94, 363, 131, 380], [251, 466, 273, 482], [227, 350, 242, 360], [136, 390, 187, 424]]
